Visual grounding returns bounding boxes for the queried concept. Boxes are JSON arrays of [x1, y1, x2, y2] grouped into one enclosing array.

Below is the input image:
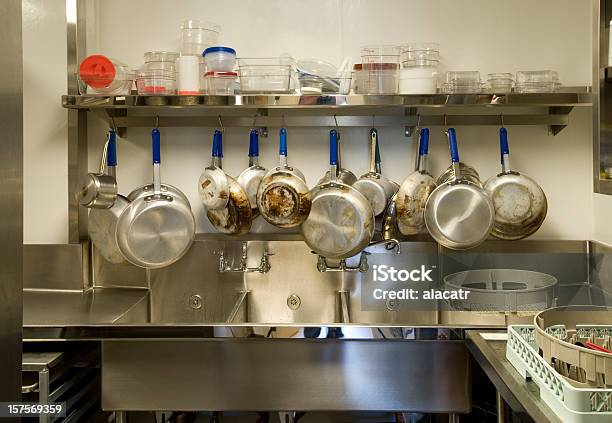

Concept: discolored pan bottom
[[259, 184, 311, 228], [396, 176, 436, 235], [206, 179, 252, 235]]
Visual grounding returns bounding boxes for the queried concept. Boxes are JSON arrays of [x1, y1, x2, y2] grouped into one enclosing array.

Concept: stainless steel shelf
[[62, 88, 591, 136]]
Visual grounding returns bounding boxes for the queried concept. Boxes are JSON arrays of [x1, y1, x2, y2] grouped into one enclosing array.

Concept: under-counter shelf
[[62, 88, 591, 136]]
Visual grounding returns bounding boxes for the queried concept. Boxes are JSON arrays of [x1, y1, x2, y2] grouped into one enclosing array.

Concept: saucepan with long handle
[[88, 130, 130, 263], [395, 128, 437, 235], [301, 130, 375, 259], [116, 128, 195, 269], [237, 129, 267, 217], [206, 131, 253, 235], [353, 128, 397, 216], [77, 129, 118, 209], [424, 128, 494, 250], [257, 128, 311, 228], [484, 127, 547, 240]]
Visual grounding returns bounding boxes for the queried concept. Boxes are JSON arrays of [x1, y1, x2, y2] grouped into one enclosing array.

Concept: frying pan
[[424, 128, 494, 250], [88, 131, 130, 263], [301, 130, 375, 259], [237, 130, 267, 216], [395, 128, 436, 235], [257, 128, 311, 228], [484, 127, 547, 240], [77, 129, 118, 209], [353, 128, 397, 216], [206, 132, 253, 235], [116, 128, 195, 268], [198, 130, 229, 210]]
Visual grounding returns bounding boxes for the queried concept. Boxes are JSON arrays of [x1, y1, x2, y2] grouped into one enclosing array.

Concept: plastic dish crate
[[506, 325, 612, 423]]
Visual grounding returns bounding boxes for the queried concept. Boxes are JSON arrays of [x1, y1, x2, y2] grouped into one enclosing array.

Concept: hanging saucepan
[[88, 130, 130, 263], [198, 130, 229, 210], [257, 128, 311, 228], [484, 127, 547, 240], [317, 130, 357, 185], [302, 130, 375, 259], [77, 129, 118, 209], [353, 128, 397, 216], [395, 128, 437, 235], [116, 128, 195, 269], [237, 130, 267, 216], [424, 128, 495, 250], [206, 131, 253, 235]]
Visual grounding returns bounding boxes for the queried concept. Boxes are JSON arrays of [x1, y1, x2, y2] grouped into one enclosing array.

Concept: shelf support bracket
[[548, 106, 573, 136]]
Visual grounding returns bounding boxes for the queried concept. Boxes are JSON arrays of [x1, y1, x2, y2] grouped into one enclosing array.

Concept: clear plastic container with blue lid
[[203, 46, 237, 72]]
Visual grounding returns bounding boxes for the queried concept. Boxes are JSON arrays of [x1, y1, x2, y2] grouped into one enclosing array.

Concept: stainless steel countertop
[[465, 330, 562, 423], [23, 288, 149, 326]]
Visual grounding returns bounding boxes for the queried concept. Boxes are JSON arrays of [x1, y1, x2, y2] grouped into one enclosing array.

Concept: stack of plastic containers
[[399, 43, 439, 94], [202, 47, 237, 94], [355, 45, 401, 94], [442, 71, 482, 93], [180, 20, 220, 55], [137, 51, 179, 95], [78, 55, 135, 95], [177, 20, 221, 95], [515, 70, 559, 93]]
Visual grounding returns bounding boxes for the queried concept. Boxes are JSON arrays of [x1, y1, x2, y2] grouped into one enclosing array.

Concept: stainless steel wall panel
[[148, 240, 245, 323], [0, 0, 23, 402], [24, 243, 88, 290], [244, 241, 341, 324], [92, 245, 147, 289], [102, 339, 470, 412]]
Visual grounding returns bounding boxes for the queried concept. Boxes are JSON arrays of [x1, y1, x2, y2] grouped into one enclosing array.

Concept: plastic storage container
[[399, 67, 438, 94], [353, 63, 399, 94], [401, 43, 440, 67], [143, 51, 179, 73], [442, 71, 481, 93], [203, 71, 237, 95], [136, 69, 176, 95], [180, 20, 221, 56], [237, 57, 293, 93], [486, 73, 514, 93], [515, 70, 559, 93], [360, 45, 401, 65], [177, 55, 200, 95], [78, 55, 135, 95], [203, 46, 236, 72]]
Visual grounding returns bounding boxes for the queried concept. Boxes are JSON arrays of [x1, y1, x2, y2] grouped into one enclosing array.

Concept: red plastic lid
[[79, 55, 116, 88], [204, 71, 238, 77]]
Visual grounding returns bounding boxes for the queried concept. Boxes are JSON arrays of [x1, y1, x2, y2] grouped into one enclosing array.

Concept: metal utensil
[[484, 127, 547, 240], [198, 130, 229, 210], [257, 128, 311, 228], [88, 131, 130, 264], [237, 130, 267, 216], [424, 128, 494, 250], [301, 130, 375, 259], [353, 128, 397, 216], [395, 128, 437, 235], [77, 129, 118, 209], [116, 128, 195, 269], [206, 132, 253, 235]]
